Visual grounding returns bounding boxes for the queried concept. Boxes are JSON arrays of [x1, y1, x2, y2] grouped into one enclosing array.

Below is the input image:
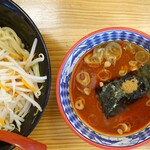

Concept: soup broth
[[70, 41, 150, 136]]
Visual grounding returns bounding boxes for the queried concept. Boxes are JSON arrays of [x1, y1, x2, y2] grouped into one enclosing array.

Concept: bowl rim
[[56, 27, 150, 150]]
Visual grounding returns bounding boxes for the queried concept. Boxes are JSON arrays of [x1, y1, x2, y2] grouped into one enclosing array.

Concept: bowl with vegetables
[[56, 27, 150, 149], [0, 0, 50, 149]]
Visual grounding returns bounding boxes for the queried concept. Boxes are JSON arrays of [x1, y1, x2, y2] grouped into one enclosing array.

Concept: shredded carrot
[[13, 93, 18, 97], [21, 78, 36, 92], [22, 56, 27, 61], [0, 118, 5, 126], [10, 53, 20, 60], [11, 71, 18, 76], [20, 85, 26, 89], [3, 58, 8, 62], [0, 82, 10, 92]]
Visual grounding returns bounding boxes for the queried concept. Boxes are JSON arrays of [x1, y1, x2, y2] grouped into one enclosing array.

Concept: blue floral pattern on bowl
[[58, 28, 150, 148]]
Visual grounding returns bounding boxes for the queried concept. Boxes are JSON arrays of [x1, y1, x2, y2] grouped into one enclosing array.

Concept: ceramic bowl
[[0, 1, 51, 149], [56, 27, 150, 149]]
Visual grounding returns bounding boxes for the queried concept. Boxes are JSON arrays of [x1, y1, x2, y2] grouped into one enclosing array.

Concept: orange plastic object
[[0, 130, 47, 150]]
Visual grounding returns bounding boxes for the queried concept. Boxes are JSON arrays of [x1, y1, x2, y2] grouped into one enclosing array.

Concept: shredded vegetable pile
[[0, 27, 47, 131]]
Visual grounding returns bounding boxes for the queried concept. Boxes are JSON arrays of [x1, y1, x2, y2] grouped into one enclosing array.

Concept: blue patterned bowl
[[56, 27, 150, 149]]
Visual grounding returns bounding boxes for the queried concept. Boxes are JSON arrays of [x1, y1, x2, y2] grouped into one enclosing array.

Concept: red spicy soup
[[70, 41, 150, 136]]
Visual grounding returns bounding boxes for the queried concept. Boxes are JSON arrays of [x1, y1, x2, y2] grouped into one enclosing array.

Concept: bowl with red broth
[[56, 27, 150, 149]]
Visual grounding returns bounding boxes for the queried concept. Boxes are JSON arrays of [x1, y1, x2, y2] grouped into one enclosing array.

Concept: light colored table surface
[[13, 0, 150, 149]]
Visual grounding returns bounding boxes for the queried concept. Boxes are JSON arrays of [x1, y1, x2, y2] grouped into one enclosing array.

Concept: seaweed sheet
[[96, 64, 150, 118]]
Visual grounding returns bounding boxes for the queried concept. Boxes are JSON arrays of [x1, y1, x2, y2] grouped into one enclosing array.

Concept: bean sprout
[[0, 27, 47, 131]]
